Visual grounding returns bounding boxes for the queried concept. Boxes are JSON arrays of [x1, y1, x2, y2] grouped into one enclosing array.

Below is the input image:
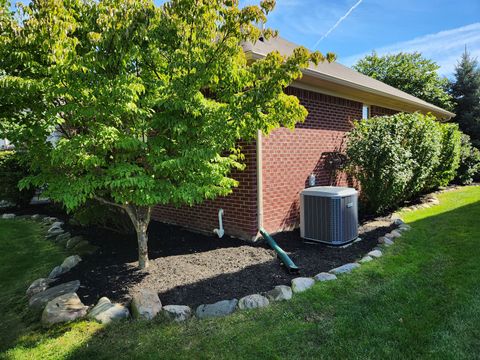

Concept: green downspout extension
[[260, 228, 300, 274]]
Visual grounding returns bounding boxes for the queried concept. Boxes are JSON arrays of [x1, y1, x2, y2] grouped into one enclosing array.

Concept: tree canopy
[[0, 0, 334, 268], [450, 50, 480, 148], [353, 52, 454, 111]]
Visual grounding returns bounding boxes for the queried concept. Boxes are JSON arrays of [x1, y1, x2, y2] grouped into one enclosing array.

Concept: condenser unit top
[[301, 186, 357, 198]]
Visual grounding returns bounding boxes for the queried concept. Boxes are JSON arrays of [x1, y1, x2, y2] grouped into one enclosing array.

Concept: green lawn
[[2, 186, 480, 360], [0, 219, 67, 352]]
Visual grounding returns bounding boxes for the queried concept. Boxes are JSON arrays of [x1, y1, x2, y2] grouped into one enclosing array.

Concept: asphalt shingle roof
[[242, 36, 455, 118]]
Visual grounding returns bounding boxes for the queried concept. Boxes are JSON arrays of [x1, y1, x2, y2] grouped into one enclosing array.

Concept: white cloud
[[342, 22, 480, 76]]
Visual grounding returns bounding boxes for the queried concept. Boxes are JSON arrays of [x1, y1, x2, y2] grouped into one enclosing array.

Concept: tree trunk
[[136, 221, 149, 269], [125, 205, 152, 269]]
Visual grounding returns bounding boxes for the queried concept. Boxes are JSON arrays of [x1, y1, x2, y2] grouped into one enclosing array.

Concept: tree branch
[[94, 196, 126, 210]]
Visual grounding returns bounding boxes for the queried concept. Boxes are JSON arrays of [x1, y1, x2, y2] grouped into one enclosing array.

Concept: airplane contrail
[[313, 0, 363, 49]]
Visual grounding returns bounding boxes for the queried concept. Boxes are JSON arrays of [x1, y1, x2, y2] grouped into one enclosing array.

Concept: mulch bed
[[50, 218, 395, 308]]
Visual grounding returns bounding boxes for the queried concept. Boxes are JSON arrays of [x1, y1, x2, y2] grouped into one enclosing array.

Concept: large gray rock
[[1, 213, 15, 219], [29, 280, 81, 309], [61, 255, 81, 272], [390, 230, 402, 238], [0, 200, 14, 208], [131, 289, 162, 320], [378, 236, 394, 246], [314, 272, 337, 282], [385, 231, 400, 240], [66, 236, 83, 249], [265, 285, 292, 301], [48, 266, 65, 279], [72, 241, 98, 256], [393, 218, 405, 226], [291, 277, 315, 293], [46, 229, 64, 239], [71, 240, 90, 250], [383, 238, 394, 247], [398, 224, 411, 232], [26, 278, 55, 298], [163, 305, 192, 322], [41, 293, 88, 326], [16, 215, 32, 220], [88, 297, 130, 324], [329, 263, 360, 275], [88, 297, 111, 318], [49, 222, 64, 231], [54, 232, 71, 243], [42, 216, 58, 224], [238, 294, 269, 310], [195, 299, 238, 319], [31, 214, 41, 220], [368, 250, 383, 258], [359, 256, 373, 263]]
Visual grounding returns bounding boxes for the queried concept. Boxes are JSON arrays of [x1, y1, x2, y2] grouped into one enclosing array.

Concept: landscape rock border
[[1, 189, 443, 326]]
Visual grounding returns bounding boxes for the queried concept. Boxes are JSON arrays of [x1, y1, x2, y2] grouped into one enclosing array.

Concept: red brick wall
[[151, 142, 258, 240], [261, 87, 363, 234], [371, 105, 398, 117], [151, 87, 399, 239]]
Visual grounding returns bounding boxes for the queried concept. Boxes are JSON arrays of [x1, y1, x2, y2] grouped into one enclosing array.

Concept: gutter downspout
[[256, 129, 264, 241], [213, 208, 224, 238]]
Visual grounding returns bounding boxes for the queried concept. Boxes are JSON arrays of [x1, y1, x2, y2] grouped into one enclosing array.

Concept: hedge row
[[345, 112, 469, 214]]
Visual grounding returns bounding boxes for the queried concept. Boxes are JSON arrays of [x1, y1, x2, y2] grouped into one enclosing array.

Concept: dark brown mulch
[[54, 218, 395, 308]]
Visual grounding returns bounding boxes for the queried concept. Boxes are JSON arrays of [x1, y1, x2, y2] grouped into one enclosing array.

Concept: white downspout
[[213, 208, 224, 238], [256, 130, 264, 239]]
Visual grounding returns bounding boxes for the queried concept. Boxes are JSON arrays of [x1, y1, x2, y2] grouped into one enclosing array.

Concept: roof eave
[[245, 50, 456, 119], [301, 67, 456, 119]]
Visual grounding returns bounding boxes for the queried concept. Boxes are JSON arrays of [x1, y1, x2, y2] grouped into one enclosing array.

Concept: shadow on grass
[[60, 200, 480, 360]]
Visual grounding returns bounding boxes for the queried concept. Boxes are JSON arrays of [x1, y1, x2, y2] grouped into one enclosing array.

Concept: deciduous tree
[[0, 0, 334, 268], [353, 52, 453, 111]]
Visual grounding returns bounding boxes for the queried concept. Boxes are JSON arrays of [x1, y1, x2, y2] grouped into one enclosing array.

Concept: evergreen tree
[[451, 49, 480, 148]]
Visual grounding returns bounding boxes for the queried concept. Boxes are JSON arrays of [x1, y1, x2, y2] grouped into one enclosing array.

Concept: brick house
[[152, 36, 455, 240]]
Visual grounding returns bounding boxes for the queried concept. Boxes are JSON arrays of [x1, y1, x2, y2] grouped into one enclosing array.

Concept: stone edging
[[1, 192, 440, 326]]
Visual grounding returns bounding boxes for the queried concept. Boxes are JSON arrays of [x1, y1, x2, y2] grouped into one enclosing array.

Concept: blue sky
[[238, 0, 480, 77], [13, 0, 480, 77]]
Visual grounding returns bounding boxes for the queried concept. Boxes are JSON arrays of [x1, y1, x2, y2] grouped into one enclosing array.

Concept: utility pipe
[[256, 130, 264, 240], [260, 228, 299, 274], [213, 208, 224, 238]]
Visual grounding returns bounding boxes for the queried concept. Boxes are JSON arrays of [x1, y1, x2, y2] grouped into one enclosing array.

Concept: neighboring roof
[[242, 36, 455, 119]]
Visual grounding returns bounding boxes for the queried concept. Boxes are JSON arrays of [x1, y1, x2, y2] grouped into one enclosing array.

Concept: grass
[[1, 186, 480, 359], [0, 219, 67, 352]]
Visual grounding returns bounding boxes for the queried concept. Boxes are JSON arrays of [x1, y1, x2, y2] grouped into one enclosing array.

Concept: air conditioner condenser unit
[[300, 186, 358, 245]]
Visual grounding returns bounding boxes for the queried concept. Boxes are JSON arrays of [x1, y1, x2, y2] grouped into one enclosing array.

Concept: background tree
[[454, 133, 480, 185], [450, 49, 480, 148], [0, 0, 334, 269], [353, 52, 454, 111]]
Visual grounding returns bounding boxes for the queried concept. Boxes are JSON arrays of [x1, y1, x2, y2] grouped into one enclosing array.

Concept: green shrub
[[454, 134, 480, 185], [428, 123, 462, 189], [401, 113, 443, 198], [0, 151, 36, 207], [72, 199, 134, 234], [346, 112, 460, 214]]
